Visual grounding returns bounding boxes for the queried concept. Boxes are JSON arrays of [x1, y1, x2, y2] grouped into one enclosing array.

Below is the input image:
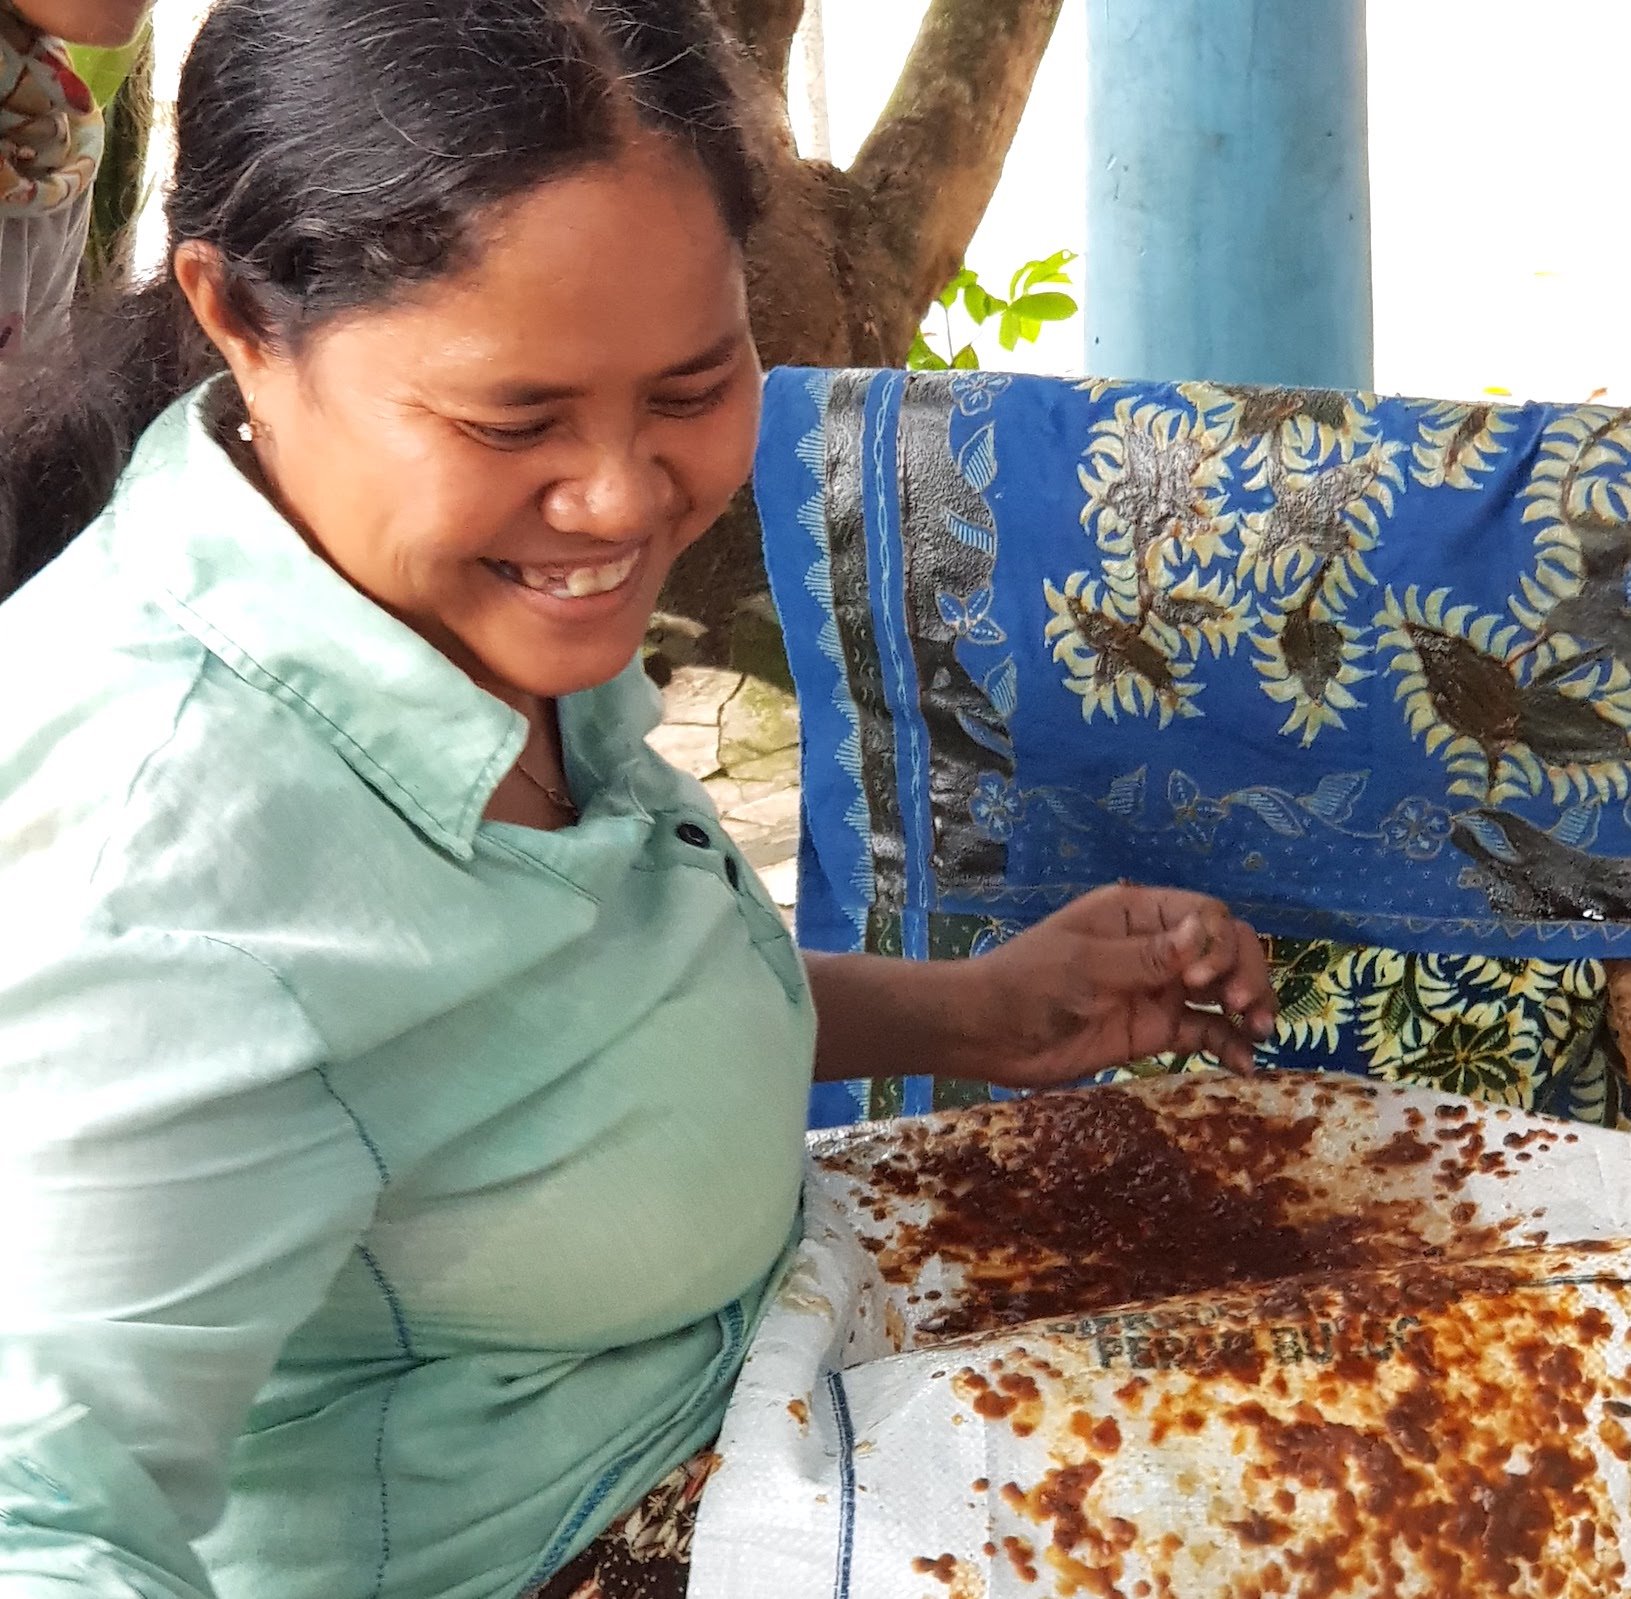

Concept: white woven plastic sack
[[691, 1073, 1631, 1598]]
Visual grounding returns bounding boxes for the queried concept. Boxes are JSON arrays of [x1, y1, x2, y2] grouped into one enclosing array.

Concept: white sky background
[[785, 0, 1090, 378], [1365, 0, 1631, 405], [136, 0, 1631, 405]]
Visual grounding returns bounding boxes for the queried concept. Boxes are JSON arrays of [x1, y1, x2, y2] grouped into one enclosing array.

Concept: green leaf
[[66, 28, 148, 108], [963, 283, 1001, 325], [936, 266, 977, 310], [1008, 290, 1078, 323], [998, 308, 1022, 353], [908, 331, 949, 371], [951, 344, 980, 370], [1020, 249, 1079, 291]]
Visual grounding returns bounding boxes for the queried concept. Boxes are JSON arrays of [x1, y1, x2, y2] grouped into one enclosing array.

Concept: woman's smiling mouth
[[483, 549, 643, 601]]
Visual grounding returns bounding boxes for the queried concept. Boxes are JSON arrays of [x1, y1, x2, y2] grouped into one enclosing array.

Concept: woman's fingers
[[1138, 999, 1260, 1074], [1006, 884, 1281, 1079], [1077, 887, 1273, 1001], [1173, 904, 1246, 988], [1079, 905, 1276, 1013], [1084, 881, 1230, 941], [1179, 916, 1277, 1035], [1172, 1005, 1261, 1074], [1085, 991, 1265, 1076], [1075, 913, 1218, 993]]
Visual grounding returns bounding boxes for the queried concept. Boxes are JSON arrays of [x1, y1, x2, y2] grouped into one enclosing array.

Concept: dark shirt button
[[725, 856, 741, 890], [676, 822, 711, 849]]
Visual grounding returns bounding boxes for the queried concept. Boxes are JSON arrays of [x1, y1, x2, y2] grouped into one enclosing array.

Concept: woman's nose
[[543, 450, 674, 543]]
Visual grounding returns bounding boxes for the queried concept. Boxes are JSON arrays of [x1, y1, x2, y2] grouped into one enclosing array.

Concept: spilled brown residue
[[945, 1248, 1631, 1597], [811, 1078, 1631, 1596], [909, 1551, 985, 1598], [822, 1075, 1523, 1343]]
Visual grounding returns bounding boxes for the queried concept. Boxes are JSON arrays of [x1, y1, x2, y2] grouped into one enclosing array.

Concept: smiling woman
[[0, 4, 1274, 1598], [178, 134, 761, 729]]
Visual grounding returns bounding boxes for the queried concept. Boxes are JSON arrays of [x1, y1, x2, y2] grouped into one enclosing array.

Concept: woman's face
[[207, 137, 761, 706]]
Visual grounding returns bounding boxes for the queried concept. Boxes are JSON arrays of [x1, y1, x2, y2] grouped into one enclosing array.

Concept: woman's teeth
[[491, 552, 640, 599]]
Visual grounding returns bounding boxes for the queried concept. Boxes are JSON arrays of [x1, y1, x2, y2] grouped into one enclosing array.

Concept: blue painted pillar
[[1084, 0, 1373, 389]]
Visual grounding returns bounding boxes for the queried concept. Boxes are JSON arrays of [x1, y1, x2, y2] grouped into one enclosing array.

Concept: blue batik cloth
[[756, 371, 1631, 1127]]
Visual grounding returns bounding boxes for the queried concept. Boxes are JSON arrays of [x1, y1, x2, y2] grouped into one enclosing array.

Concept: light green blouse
[[0, 385, 815, 1598]]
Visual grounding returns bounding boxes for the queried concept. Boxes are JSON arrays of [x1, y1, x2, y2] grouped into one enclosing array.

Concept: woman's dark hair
[[0, 0, 759, 597]]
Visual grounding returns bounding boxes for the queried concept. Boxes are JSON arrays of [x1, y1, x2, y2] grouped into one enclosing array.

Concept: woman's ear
[[173, 241, 272, 400]]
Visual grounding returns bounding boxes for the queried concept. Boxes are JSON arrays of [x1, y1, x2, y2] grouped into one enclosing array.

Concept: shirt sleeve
[[0, 197, 92, 360], [0, 928, 382, 1596]]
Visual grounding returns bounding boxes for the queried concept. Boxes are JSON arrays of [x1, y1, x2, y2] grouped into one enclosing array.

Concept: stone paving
[[647, 664, 801, 920]]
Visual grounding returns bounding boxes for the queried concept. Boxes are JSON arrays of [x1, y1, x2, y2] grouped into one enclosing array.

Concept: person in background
[[0, 2, 1277, 1597], [0, 0, 149, 360]]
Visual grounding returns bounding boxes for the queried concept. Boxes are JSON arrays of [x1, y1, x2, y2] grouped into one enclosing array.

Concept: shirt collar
[[106, 379, 529, 861]]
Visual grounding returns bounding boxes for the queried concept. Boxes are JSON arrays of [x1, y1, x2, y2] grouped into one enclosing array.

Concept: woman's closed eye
[[462, 415, 562, 450], [651, 377, 733, 420], [460, 376, 733, 450]]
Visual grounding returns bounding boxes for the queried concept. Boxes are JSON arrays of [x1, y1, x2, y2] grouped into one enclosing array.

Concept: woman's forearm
[[804, 951, 996, 1083]]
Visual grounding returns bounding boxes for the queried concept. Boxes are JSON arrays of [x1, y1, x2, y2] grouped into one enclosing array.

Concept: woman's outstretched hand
[[806, 884, 1279, 1090], [969, 883, 1278, 1087]]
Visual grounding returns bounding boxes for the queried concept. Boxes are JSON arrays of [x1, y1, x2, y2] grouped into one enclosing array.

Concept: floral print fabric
[[523, 1451, 718, 1599], [1, 9, 100, 216], [753, 370, 1631, 1128]]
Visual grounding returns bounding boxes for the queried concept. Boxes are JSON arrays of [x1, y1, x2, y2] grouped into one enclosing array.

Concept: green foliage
[[908, 249, 1079, 372], [65, 27, 149, 109], [77, 31, 154, 289]]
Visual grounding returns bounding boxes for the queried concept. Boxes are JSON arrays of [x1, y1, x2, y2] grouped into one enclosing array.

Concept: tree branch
[[849, 0, 1064, 319], [711, 0, 806, 93]]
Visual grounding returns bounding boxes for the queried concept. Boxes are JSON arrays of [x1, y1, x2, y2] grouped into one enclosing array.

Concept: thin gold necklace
[[513, 752, 580, 823]]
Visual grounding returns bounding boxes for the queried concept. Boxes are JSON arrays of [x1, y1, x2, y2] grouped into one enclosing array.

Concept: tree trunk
[[660, 0, 1064, 656]]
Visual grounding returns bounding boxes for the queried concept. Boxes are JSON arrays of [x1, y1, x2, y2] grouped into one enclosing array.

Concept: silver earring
[[238, 394, 256, 444]]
